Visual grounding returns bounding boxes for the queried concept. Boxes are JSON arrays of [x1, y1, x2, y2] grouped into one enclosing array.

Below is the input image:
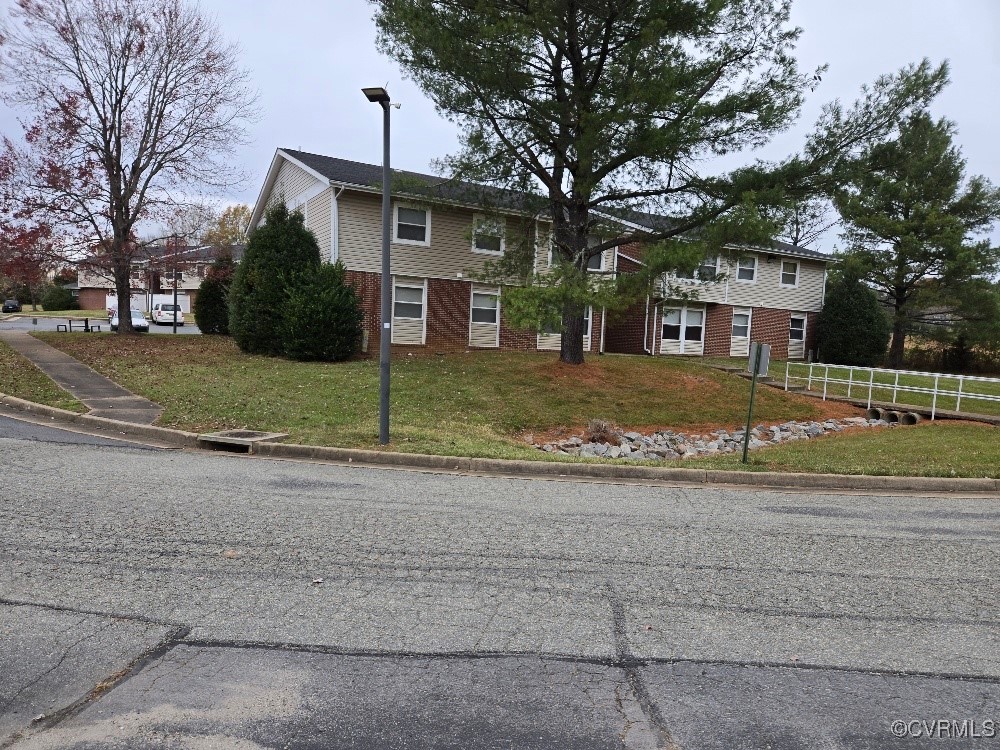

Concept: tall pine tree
[[833, 111, 1000, 368]]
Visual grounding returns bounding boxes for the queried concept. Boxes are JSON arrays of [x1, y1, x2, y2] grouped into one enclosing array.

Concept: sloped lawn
[[36, 333, 856, 458]]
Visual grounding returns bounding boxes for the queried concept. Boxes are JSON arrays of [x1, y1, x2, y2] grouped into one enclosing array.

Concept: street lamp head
[[362, 86, 390, 104]]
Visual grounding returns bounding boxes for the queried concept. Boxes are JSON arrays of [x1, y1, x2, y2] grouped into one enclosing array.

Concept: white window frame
[[661, 304, 705, 353], [780, 260, 800, 288], [470, 288, 500, 325], [393, 204, 431, 246], [736, 255, 757, 283], [789, 314, 807, 342], [731, 309, 751, 339], [392, 281, 426, 321], [471, 215, 505, 256], [698, 256, 720, 281]]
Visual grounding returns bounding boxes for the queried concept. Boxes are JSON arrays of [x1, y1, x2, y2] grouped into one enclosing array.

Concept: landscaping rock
[[533, 415, 889, 463]]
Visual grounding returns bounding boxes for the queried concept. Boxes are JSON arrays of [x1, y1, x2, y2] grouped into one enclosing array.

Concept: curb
[[2, 393, 997, 494], [0, 393, 200, 448]]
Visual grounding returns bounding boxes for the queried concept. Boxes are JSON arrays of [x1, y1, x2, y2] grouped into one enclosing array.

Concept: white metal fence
[[783, 362, 1000, 419]]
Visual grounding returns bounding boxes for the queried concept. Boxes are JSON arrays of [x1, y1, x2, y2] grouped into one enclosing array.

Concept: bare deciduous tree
[[0, 0, 258, 332]]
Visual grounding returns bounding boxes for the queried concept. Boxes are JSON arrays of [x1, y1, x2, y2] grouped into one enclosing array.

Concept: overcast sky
[[2, 0, 999, 251]]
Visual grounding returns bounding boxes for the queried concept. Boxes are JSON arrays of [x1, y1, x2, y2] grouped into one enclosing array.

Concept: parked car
[[151, 302, 185, 325], [2, 299, 22, 313], [110, 309, 149, 332]]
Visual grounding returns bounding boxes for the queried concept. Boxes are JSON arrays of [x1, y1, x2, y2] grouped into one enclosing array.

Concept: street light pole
[[364, 86, 393, 445]]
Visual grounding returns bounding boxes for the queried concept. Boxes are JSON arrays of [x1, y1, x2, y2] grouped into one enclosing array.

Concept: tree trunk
[[559, 301, 586, 364], [112, 241, 135, 334], [887, 313, 906, 369]]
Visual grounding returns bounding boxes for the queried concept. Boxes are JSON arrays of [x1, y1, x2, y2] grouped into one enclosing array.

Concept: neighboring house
[[250, 148, 830, 359], [77, 244, 243, 313]]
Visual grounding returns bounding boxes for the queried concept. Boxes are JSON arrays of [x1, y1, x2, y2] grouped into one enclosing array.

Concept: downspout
[[601, 247, 618, 355], [643, 297, 651, 354], [330, 185, 344, 264]]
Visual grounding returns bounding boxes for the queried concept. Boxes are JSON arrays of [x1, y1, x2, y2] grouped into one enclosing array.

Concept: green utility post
[[742, 342, 770, 464]]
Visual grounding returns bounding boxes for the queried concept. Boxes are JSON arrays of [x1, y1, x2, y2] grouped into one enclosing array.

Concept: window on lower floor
[[662, 308, 682, 340], [684, 308, 704, 342], [393, 283, 424, 319], [789, 315, 806, 341], [471, 291, 499, 324], [732, 312, 750, 338], [663, 306, 705, 343]]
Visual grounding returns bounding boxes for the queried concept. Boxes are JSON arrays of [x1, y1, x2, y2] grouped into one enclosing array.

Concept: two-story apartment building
[[251, 148, 830, 359], [77, 244, 243, 314]]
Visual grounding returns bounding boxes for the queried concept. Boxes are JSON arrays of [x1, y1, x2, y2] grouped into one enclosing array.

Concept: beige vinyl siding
[[537, 332, 592, 352], [469, 286, 500, 348], [269, 160, 321, 209], [391, 276, 426, 345], [536, 306, 592, 352], [694, 254, 826, 312], [305, 188, 333, 262], [534, 225, 614, 274], [339, 191, 529, 280]]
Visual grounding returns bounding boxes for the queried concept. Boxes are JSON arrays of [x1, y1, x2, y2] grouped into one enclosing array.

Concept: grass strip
[[0, 340, 86, 413]]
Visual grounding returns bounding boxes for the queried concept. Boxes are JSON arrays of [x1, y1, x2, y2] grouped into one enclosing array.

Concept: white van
[[151, 303, 185, 326]]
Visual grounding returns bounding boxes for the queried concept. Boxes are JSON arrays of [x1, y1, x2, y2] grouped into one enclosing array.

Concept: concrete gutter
[[2, 392, 998, 495]]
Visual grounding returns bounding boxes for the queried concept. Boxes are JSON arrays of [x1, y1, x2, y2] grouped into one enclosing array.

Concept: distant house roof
[[142, 244, 244, 264], [261, 148, 832, 264]]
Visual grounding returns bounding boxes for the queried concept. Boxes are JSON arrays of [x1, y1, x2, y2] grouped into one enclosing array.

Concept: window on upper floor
[[781, 260, 799, 287], [736, 256, 757, 282], [472, 216, 504, 255], [394, 206, 430, 245]]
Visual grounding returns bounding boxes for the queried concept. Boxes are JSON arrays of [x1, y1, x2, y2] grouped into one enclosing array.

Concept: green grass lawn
[[0, 341, 86, 412], [1, 308, 108, 318], [21, 335, 1000, 477], [36, 334, 854, 458], [694, 421, 1000, 478]]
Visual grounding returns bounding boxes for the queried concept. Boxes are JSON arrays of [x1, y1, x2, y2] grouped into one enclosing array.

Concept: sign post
[[742, 342, 770, 464]]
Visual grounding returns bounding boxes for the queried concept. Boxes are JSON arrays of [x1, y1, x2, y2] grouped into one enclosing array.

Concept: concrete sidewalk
[[0, 330, 162, 424]]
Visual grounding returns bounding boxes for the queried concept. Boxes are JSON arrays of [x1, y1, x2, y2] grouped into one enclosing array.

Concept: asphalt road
[[0, 315, 200, 335], [1, 416, 997, 748]]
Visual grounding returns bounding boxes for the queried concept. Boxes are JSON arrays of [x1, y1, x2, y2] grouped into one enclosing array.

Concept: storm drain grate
[[198, 430, 289, 454]]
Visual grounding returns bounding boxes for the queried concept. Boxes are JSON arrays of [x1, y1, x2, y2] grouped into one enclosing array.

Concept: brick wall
[[750, 306, 791, 360], [805, 311, 819, 360], [604, 256, 646, 355], [704, 304, 733, 357], [345, 269, 382, 355], [78, 289, 108, 311], [346, 269, 599, 355], [425, 278, 470, 352]]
